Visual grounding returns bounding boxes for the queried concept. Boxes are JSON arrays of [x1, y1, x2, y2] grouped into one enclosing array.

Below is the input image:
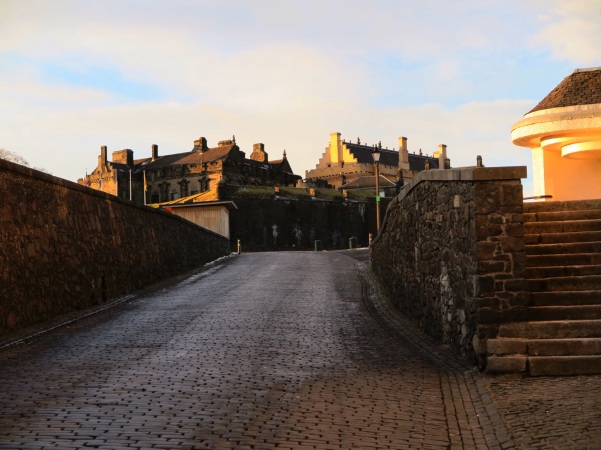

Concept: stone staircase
[[487, 199, 601, 376]]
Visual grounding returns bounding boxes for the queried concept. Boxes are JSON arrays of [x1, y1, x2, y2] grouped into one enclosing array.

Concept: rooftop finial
[[357, 137, 361, 145], [283, 150, 287, 159], [232, 134, 236, 144]]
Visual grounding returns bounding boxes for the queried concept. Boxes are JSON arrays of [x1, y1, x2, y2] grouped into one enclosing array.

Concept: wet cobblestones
[[0, 250, 599, 449]]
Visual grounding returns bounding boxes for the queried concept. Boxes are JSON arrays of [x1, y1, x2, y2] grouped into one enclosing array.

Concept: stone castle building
[[304, 132, 451, 189], [79, 136, 301, 204], [512, 67, 601, 201]]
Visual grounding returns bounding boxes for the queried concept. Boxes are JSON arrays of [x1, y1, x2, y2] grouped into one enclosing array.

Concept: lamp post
[[372, 147, 381, 233]]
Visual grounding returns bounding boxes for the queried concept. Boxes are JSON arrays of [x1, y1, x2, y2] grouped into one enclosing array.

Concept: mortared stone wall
[[0, 159, 230, 337]]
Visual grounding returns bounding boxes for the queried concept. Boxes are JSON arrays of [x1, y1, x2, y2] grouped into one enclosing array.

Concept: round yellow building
[[512, 67, 601, 201]]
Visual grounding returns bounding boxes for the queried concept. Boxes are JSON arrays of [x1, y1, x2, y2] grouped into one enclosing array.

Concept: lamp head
[[372, 147, 381, 163]]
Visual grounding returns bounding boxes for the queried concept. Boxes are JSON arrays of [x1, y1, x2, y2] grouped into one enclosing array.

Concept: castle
[[79, 136, 301, 204], [304, 132, 451, 189]]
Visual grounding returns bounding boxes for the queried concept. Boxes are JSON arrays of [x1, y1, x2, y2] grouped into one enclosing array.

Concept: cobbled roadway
[[0, 251, 599, 449]]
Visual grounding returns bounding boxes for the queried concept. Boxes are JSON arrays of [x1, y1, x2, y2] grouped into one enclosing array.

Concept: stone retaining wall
[[0, 159, 230, 336], [370, 167, 528, 364]]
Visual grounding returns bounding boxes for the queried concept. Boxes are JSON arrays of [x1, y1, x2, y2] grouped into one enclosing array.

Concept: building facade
[[79, 136, 302, 204], [304, 132, 451, 189], [512, 67, 601, 201]]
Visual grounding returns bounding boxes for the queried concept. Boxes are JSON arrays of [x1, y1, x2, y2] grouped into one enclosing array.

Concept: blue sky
[[1, 0, 600, 194]]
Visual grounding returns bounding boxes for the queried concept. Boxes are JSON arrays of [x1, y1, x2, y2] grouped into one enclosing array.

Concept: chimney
[[250, 143, 268, 163], [193, 137, 208, 152], [151, 144, 159, 161], [437, 144, 447, 169], [98, 145, 108, 170], [330, 132, 342, 164], [398, 136, 409, 172], [112, 149, 134, 168]]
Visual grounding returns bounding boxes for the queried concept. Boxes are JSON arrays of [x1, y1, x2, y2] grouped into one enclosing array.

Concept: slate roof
[[340, 175, 396, 189], [138, 144, 236, 170], [342, 142, 439, 170], [528, 67, 601, 114]]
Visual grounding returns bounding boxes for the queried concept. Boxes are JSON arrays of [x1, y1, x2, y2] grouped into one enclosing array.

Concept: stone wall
[[0, 159, 230, 336], [370, 167, 528, 365]]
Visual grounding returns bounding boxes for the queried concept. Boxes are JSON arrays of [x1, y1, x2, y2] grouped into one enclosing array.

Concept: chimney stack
[[250, 143, 268, 163], [437, 144, 447, 169], [398, 136, 409, 172], [151, 144, 159, 161], [98, 145, 108, 170], [194, 137, 208, 152]]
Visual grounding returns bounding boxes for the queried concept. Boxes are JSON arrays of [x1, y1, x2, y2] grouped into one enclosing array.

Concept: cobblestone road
[[0, 251, 599, 449]]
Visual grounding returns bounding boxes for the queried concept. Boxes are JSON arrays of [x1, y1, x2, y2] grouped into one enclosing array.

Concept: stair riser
[[499, 321, 601, 339], [528, 339, 601, 356], [528, 306, 601, 321], [527, 265, 601, 278], [531, 291, 601, 306], [524, 210, 601, 222], [526, 254, 601, 267], [526, 242, 601, 255], [528, 276, 601, 292], [524, 200, 601, 214], [524, 220, 601, 234], [525, 231, 601, 245]]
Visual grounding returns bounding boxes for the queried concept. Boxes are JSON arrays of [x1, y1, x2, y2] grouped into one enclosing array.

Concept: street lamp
[[372, 147, 381, 233]]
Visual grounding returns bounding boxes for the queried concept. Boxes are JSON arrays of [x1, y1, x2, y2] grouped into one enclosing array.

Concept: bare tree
[[0, 148, 51, 174], [0, 148, 30, 166]]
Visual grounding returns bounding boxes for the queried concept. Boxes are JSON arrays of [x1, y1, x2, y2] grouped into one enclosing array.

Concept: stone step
[[485, 355, 527, 373], [485, 338, 527, 355], [526, 253, 601, 268], [527, 275, 601, 292], [528, 338, 601, 356], [526, 264, 601, 278], [531, 290, 601, 306], [528, 305, 601, 321], [525, 230, 601, 245], [525, 241, 601, 255], [499, 320, 601, 339], [524, 209, 601, 223], [528, 355, 601, 376], [524, 199, 601, 213], [524, 219, 601, 234]]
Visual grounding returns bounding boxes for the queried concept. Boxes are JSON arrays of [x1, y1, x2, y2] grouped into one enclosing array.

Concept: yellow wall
[[512, 104, 601, 201]]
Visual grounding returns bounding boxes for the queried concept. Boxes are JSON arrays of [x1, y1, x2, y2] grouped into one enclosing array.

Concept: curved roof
[[528, 67, 601, 114]]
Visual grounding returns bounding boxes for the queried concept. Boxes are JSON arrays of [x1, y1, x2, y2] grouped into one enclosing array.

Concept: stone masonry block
[[476, 241, 497, 260], [501, 236, 525, 253], [474, 184, 501, 214], [501, 184, 524, 207]]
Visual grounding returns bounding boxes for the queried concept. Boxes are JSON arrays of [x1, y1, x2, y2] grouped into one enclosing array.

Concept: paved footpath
[[0, 251, 599, 449]]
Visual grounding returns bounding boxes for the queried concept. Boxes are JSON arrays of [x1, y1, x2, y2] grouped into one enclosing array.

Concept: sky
[[1, 0, 600, 195]]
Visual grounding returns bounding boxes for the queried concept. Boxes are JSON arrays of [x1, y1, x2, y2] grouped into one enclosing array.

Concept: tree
[[0, 148, 51, 174], [0, 148, 30, 166]]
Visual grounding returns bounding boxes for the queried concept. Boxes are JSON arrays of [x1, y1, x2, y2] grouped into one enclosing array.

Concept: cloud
[[3, 0, 596, 200], [532, 0, 601, 65]]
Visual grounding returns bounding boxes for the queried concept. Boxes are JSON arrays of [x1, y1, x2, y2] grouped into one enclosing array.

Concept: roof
[[139, 144, 236, 170], [528, 67, 601, 114], [345, 143, 399, 166], [340, 175, 396, 189], [342, 142, 440, 170]]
